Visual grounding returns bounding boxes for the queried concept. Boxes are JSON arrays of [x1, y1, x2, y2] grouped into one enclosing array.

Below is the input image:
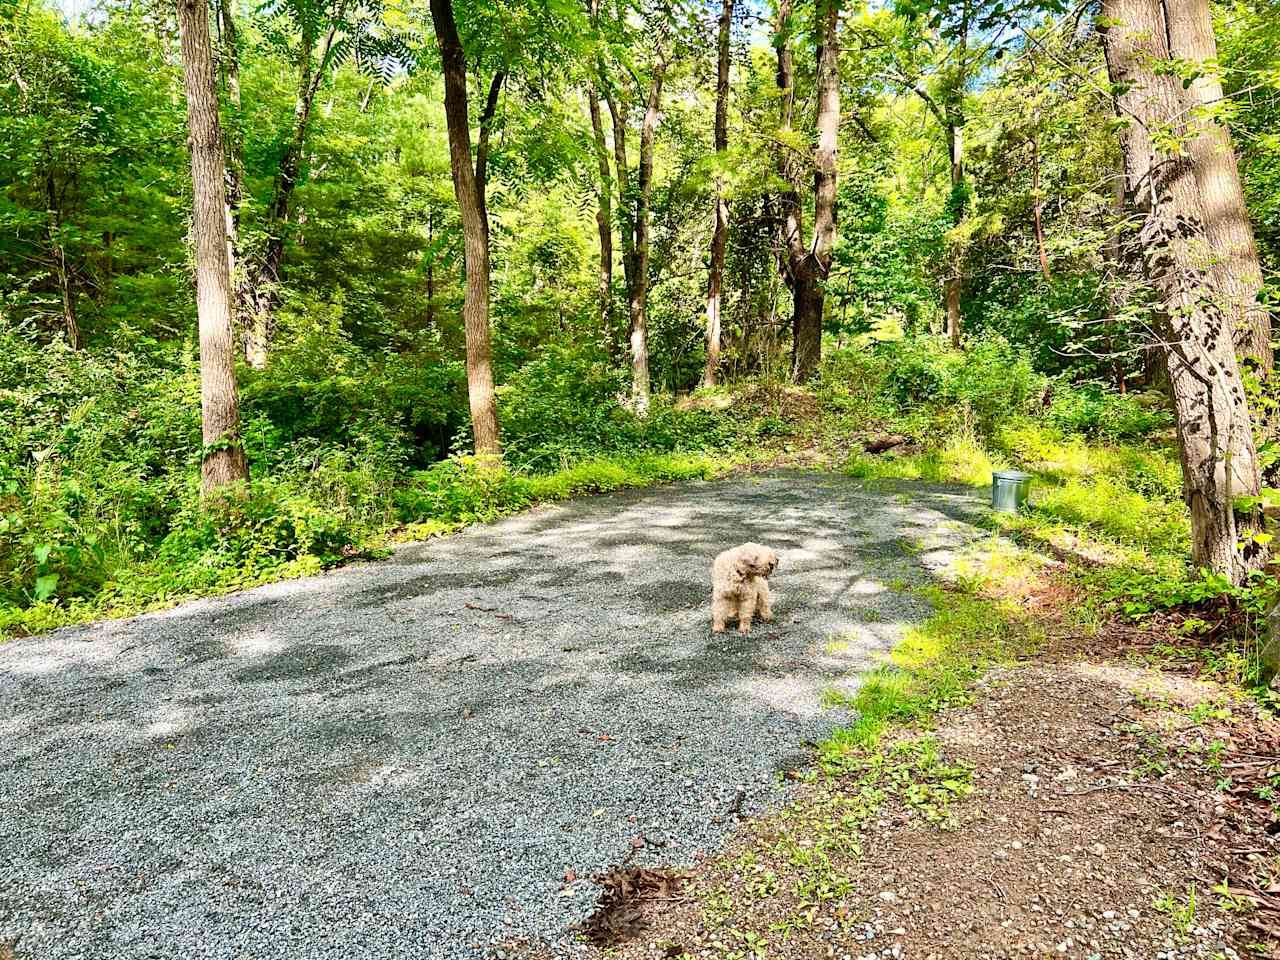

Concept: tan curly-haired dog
[[710, 542, 780, 635]]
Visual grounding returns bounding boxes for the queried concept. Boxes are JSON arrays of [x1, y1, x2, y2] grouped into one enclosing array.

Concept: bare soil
[[571, 615, 1280, 960]]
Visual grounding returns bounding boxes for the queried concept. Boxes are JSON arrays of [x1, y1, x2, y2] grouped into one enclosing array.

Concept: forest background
[[2, 0, 1278, 680]]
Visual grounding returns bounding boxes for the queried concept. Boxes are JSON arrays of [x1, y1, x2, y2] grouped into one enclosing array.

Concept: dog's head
[[736, 543, 779, 579]]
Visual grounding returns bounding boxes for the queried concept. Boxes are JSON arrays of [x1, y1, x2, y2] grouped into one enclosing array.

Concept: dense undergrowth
[[828, 340, 1279, 696], [0, 325, 750, 638], [3, 324, 1269, 672]]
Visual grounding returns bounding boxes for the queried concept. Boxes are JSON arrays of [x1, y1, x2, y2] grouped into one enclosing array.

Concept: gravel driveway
[[0, 471, 987, 959]]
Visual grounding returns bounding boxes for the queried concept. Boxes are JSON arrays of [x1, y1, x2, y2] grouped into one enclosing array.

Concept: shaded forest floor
[[550, 555, 1280, 960]]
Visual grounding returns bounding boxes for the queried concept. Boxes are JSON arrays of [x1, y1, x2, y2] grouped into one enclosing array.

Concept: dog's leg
[[757, 578, 774, 623], [711, 593, 731, 634], [736, 593, 755, 635]]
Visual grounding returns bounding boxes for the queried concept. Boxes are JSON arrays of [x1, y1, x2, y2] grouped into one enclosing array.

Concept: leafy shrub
[[876, 334, 1045, 437], [1030, 474, 1188, 555], [394, 452, 728, 527], [154, 481, 360, 594], [240, 344, 465, 470], [816, 347, 895, 418], [498, 344, 738, 471], [1044, 381, 1171, 439]]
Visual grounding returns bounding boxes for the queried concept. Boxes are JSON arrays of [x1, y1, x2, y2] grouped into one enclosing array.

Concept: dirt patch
[[582, 658, 1280, 960], [580, 866, 688, 947]]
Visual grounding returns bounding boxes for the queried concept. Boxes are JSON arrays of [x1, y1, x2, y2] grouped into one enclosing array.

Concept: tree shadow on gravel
[[0, 472, 995, 958]]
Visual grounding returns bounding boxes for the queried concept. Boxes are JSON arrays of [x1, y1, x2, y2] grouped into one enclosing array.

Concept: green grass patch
[[822, 575, 1037, 754], [984, 422, 1188, 571], [844, 434, 1002, 488]]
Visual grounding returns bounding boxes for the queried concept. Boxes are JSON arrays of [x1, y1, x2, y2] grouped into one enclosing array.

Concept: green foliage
[[497, 344, 740, 471], [155, 481, 361, 591], [395, 451, 728, 527], [823, 581, 1033, 751], [0, 318, 743, 637], [875, 334, 1045, 436], [1042, 382, 1171, 439], [1, 0, 1269, 665], [1101, 568, 1275, 620]]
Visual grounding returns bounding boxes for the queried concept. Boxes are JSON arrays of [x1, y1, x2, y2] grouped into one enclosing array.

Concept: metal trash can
[[991, 470, 1032, 514]]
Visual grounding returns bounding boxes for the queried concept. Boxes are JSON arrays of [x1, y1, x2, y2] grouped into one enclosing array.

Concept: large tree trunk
[[586, 80, 614, 337], [1101, 0, 1262, 583], [177, 0, 250, 495], [430, 0, 501, 458], [1165, 0, 1271, 371], [776, 0, 838, 383], [701, 0, 734, 389], [628, 60, 665, 416]]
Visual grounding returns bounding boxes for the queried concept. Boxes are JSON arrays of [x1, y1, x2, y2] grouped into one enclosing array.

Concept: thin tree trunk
[[54, 242, 80, 350], [944, 121, 964, 348], [702, 0, 734, 389], [45, 221, 80, 350], [945, 280, 962, 348], [177, 0, 249, 495], [629, 59, 665, 417], [905, 78, 966, 348], [605, 87, 635, 326], [427, 209, 437, 330], [1165, 0, 1271, 370], [1101, 0, 1262, 583], [774, 0, 803, 357], [1105, 165, 1130, 393], [430, 0, 501, 458], [586, 81, 614, 336], [214, 0, 244, 327], [1031, 131, 1051, 280], [242, 14, 339, 368], [43, 170, 80, 349]]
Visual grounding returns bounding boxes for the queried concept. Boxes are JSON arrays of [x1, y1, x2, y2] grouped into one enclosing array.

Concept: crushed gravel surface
[[0, 471, 987, 959]]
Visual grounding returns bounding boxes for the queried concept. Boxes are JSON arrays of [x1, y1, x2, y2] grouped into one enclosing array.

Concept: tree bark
[[241, 12, 339, 368], [943, 121, 964, 347], [776, 0, 838, 383], [54, 241, 80, 350], [1100, 0, 1262, 583], [586, 80, 614, 336], [177, 0, 250, 495], [629, 59, 665, 417], [1031, 130, 1051, 280], [425, 209, 436, 329], [430, 0, 501, 458], [43, 168, 80, 349], [774, 0, 803, 360], [1104, 164, 1131, 393], [945, 279, 961, 348], [1165, 0, 1271, 370], [214, 0, 245, 326], [701, 0, 734, 389], [606, 86, 636, 339], [46, 225, 80, 350]]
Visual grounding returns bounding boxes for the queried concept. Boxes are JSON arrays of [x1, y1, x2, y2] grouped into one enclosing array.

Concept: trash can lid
[[992, 470, 1033, 481]]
